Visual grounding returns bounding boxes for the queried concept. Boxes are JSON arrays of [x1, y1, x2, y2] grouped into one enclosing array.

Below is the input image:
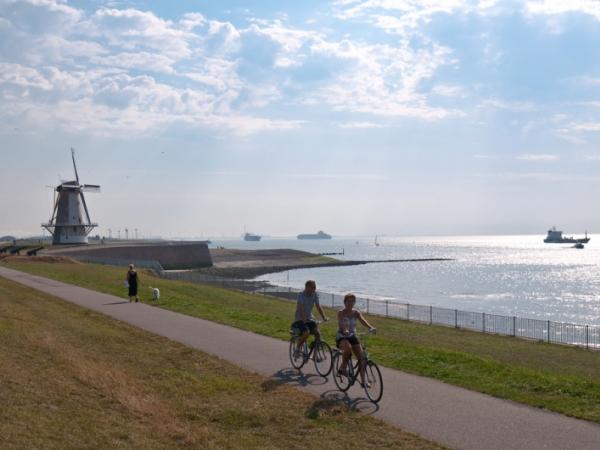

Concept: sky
[[1, 0, 600, 238]]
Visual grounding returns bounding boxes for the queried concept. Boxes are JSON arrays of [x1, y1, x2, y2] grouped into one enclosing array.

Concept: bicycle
[[332, 330, 383, 403], [288, 320, 333, 377]]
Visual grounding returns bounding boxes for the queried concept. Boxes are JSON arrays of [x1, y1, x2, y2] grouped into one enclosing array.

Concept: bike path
[[2, 265, 600, 450]]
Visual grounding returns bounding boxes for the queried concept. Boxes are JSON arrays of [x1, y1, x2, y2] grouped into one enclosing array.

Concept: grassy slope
[[5, 261, 600, 424], [0, 276, 439, 450]]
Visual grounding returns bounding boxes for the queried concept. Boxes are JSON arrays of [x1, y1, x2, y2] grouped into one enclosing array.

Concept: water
[[208, 235, 600, 326]]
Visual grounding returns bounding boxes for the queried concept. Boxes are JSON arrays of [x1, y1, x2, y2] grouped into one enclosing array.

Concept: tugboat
[[244, 232, 261, 242], [297, 230, 332, 240], [544, 227, 590, 244]]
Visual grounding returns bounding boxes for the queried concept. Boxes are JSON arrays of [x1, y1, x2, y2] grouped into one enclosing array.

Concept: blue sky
[[1, 0, 600, 238]]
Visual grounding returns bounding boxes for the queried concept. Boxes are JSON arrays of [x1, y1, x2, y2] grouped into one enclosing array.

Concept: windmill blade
[[81, 184, 101, 193], [71, 148, 80, 184], [80, 191, 92, 224], [49, 190, 59, 223]]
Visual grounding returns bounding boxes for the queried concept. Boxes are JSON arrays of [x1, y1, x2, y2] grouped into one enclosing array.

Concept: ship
[[297, 230, 332, 240], [544, 227, 590, 244], [244, 232, 261, 242]]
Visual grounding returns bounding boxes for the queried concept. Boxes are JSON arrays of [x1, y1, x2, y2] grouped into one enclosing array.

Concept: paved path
[[2, 265, 600, 450]]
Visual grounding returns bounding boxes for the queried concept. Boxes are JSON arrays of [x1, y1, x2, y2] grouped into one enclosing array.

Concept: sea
[[208, 235, 600, 326]]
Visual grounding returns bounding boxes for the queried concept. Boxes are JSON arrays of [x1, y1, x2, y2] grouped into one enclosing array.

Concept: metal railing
[[161, 271, 600, 350]]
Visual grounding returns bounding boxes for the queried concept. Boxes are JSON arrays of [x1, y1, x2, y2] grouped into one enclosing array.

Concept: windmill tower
[[42, 149, 101, 245]]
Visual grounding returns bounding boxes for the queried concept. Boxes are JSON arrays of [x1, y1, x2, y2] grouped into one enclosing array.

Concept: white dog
[[148, 286, 160, 301]]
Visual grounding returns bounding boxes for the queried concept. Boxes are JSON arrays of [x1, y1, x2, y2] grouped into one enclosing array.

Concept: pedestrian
[[126, 264, 139, 303]]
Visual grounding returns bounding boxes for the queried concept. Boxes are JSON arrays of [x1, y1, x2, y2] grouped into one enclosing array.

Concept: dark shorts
[[291, 320, 317, 335], [336, 334, 360, 348]]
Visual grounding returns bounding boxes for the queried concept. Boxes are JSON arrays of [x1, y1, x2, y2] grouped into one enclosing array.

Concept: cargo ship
[[297, 230, 332, 240], [244, 232, 261, 242], [544, 227, 590, 244]]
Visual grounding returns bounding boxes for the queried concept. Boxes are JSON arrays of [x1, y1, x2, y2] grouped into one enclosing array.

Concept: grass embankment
[[0, 276, 438, 449], [5, 261, 600, 424]]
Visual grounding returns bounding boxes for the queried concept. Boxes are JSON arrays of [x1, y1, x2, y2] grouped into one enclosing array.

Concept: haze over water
[[211, 235, 600, 326]]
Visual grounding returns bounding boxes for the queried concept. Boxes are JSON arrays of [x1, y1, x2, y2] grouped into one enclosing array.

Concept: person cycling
[[336, 293, 376, 385], [291, 280, 328, 356]]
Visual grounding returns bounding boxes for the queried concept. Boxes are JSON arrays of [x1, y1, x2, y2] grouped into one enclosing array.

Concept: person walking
[[126, 264, 139, 303]]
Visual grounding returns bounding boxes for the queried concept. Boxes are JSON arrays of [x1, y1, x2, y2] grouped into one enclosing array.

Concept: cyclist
[[336, 293, 376, 385], [291, 280, 328, 356]]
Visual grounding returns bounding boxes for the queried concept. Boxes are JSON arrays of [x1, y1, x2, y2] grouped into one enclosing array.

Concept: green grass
[[5, 260, 600, 424], [0, 275, 439, 449]]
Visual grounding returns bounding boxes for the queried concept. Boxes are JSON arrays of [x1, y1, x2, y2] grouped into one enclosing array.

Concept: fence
[[161, 271, 600, 350]]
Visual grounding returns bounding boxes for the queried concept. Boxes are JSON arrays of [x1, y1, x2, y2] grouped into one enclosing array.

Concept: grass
[[0, 275, 440, 449], [5, 260, 600, 424]]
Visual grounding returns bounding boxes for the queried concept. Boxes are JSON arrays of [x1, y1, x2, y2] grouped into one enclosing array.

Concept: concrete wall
[[54, 242, 212, 270]]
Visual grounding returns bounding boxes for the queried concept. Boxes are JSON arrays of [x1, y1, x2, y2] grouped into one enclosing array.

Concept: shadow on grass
[[264, 368, 328, 391], [320, 389, 379, 414]]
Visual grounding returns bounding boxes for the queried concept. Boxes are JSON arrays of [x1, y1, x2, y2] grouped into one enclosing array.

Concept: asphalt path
[[2, 265, 599, 450]]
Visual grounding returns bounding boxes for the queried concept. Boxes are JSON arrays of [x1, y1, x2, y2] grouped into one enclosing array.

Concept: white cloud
[[179, 12, 206, 31], [431, 84, 467, 97], [305, 38, 462, 119], [337, 121, 386, 128], [479, 98, 536, 112], [516, 154, 559, 161], [287, 172, 387, 181], [525, 0, 600, 21], [333, 0, 503, 34], [91, 52, 176, 74]]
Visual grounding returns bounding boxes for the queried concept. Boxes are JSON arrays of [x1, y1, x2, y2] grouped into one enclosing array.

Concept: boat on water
[[297, 230, 332, 240], [544, 227, 590, 244], [573, 242, 585, 249], [244, 232, 261, 242]]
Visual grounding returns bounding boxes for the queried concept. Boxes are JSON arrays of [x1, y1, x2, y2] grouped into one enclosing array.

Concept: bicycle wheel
[[332, 351, 352, 392], [363, 360, 383, 403], [289, 337, 306, 369], [313, 340, 333, 377]]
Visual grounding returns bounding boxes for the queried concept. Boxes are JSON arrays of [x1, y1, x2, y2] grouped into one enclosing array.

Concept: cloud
[[516, 154, 559, 161], [337, 121, 386, 128], [431, 84, 467, 97], [304, 38, 462, 119], [525, 0, 600, 21], [287, 172, 387, 181], [333, 0, 503, 35]]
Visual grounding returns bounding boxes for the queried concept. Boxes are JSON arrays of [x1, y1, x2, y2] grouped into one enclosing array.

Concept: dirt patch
[[2, 255, 81, 264]]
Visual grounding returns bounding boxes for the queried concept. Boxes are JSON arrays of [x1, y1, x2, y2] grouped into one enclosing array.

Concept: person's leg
[[296, 330, 309, 353], [307, 320, 319, 348], [352, 343, 366, 385], [339, 339, 352, 373], [292, 321, 309, 355]]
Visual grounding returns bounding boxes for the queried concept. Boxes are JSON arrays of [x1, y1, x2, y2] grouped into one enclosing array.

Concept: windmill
[[42, 149, 101, 245]]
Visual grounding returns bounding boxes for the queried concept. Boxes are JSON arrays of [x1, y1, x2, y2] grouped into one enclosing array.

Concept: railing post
[[331, 293, 334, 308], [454, 309, 458, 328], [586, 325, 589, 350], [407, 303, 410, 321], [367, 298, 370, 314], [547, 320, 551, 343], [429, 305, 433, 325], [513, 316, 516, 337], [482, 313, 486, 333], [385, 300, 389, 317]]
